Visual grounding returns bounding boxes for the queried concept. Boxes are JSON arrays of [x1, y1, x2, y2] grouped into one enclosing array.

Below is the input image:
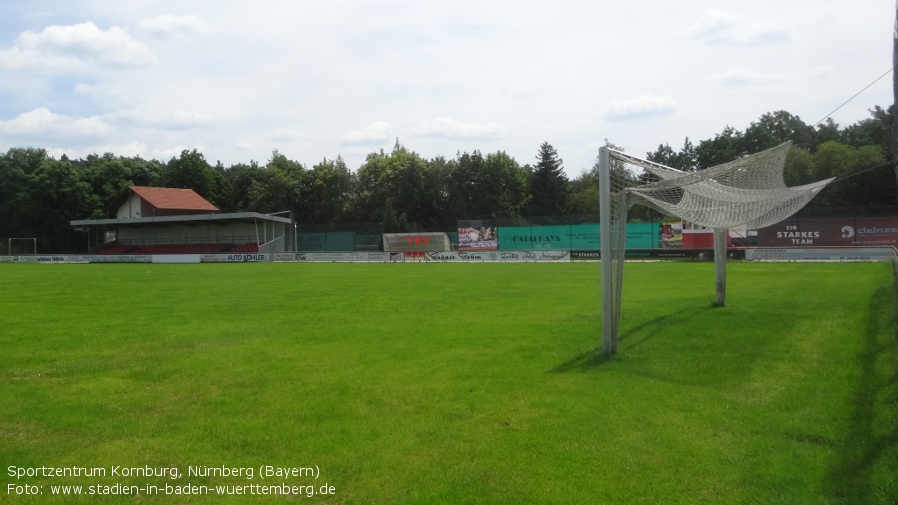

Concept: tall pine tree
[[526, 141, 568, 217]]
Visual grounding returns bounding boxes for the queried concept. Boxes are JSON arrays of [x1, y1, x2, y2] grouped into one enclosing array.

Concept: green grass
[[1, 262, 896, 504]]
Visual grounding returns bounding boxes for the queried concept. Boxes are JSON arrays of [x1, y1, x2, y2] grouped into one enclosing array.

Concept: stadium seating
[[228, 243, 259, 253], [93, 244, 138, 255]]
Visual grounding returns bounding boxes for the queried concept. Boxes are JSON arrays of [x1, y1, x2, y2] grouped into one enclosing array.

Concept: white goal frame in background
[[8, 237, 37, 256]]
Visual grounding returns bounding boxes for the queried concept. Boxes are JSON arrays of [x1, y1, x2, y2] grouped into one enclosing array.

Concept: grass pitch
[[1, 262, 897, 504]]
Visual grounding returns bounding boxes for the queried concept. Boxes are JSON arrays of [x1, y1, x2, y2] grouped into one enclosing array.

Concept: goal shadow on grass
[[823, 285, 898, 504], [549, 306, 713, 373]]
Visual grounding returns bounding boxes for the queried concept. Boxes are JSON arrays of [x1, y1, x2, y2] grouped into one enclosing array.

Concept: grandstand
[[71, 186, 292, 254]]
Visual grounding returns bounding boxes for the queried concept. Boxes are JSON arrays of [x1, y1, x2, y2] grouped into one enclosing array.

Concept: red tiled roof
[[129, 186, 219, 211]]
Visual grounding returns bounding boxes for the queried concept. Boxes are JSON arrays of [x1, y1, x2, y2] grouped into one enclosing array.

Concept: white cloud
[[168, 110, 214, 129], [137, 14, 210, 36], [340, 121, 392, 146], [0, 21, 156, 70], [414, 116, 505, 139], [271, 129, 304, 142], [692, 9, 790, 45], [0, 108, 112, 139], [0, 45, 82, 71], [74, 82, 99, 94], [704, 67, 785, 85], [88, 140, 149, 157], [110, 109, 213, 130], [812, 66, 834, 79], [152, 145, 204, 161], [604, 95, 677, 120]]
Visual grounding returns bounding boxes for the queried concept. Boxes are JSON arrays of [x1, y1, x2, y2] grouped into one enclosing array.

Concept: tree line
[[0, 107, 894, 253]]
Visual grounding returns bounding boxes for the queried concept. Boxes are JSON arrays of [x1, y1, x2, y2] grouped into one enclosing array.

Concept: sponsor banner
[[14, 255, 91, 263], [269, 253, 296, 262], [298, 232, 355, 252], [660, 221, 683, 248], [757, 217, 898, 247], [425, 250, 570, 262], [500, 225, 573, 250], [500, 223, 659, 250], [152, 254, 200, 264], [295, 251, 369, 262], [458, 226, 498, 250], [87, 254, 151, 263], [366, 252, 392, 262], [15, 255, 67, 263], [354, 233, 382, 251], [497, 250, 570, 262], [571, 250, 601, 261], [746, 247, 895, 261], [571, 249, 746, 261], [199, 253, 268, 263]]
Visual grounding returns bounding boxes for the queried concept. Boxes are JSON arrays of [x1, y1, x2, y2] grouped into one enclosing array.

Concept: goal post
[[8, 237, 37, 256], [598, 147, 615, 355], [713, 228, 727, 307]]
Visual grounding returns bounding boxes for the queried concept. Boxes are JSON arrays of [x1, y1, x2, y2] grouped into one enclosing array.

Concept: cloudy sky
[[0, 1, 893, 176]]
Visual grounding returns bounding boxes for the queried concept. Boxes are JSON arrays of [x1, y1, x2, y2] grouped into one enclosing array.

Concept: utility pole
[[892, 1, 898, 199]]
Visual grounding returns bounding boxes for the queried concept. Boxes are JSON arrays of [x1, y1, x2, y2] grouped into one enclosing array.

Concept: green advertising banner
[[622, 222, 659, 249], [298, 232, 327, 251], [499, 223, 659, 250], [569, 224, 600, 250], [499, 225, 569, 250], [298, 232, 355, 251], [354, 233, 382, 251]]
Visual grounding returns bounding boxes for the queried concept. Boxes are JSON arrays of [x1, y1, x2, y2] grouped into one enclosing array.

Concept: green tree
[[743, 110, 816, 152], [841, 106, 892, 154], [248, 151, 306, 215], [526, 141, 568, 217], [810, 141, 891, 207], [646, 137, 697, 171], [445, 150, 529, 220], [220, 161, 263, 213], [351, 140, 441, 230], [303, 156, 352, 225], [0, 148, 46, 252], [157, 149, 228, 207], [695, 126, 744, 168]]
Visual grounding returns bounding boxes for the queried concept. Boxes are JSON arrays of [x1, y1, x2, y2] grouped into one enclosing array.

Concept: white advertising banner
[[746, 247, 894, 261], [199, 253, 269, 263], [152, 254, 200, 264], [296, 252, 368, 262], [424, 250, 570, 262]]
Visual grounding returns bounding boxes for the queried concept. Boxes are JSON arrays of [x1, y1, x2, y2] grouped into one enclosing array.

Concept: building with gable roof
[[71, 186, 293, 255]]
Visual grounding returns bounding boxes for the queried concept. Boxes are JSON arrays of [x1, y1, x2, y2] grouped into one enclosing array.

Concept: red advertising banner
[[757, 217, 898, 247]]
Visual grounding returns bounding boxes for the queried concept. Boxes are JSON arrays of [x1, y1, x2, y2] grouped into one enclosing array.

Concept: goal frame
[[598, 148, 729, 356], [8, 237, 37, 256]]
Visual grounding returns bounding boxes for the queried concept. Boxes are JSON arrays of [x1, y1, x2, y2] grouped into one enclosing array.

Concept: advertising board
[[425, 250, 569, 262], [746, 247, 895, 261], [757, 217, 898, 248]]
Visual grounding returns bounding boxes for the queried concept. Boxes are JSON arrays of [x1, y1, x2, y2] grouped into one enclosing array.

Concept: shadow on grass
[[550, 307, 713, 373], [824, 285, 898, 504]]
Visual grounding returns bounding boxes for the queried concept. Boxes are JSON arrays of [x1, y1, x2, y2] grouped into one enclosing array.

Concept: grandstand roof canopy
[[71, 212, 292, 229]]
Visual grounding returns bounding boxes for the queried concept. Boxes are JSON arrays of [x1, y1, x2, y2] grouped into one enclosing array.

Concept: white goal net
[[599, 142, 835, 354], [8, 237, 37, 257]]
